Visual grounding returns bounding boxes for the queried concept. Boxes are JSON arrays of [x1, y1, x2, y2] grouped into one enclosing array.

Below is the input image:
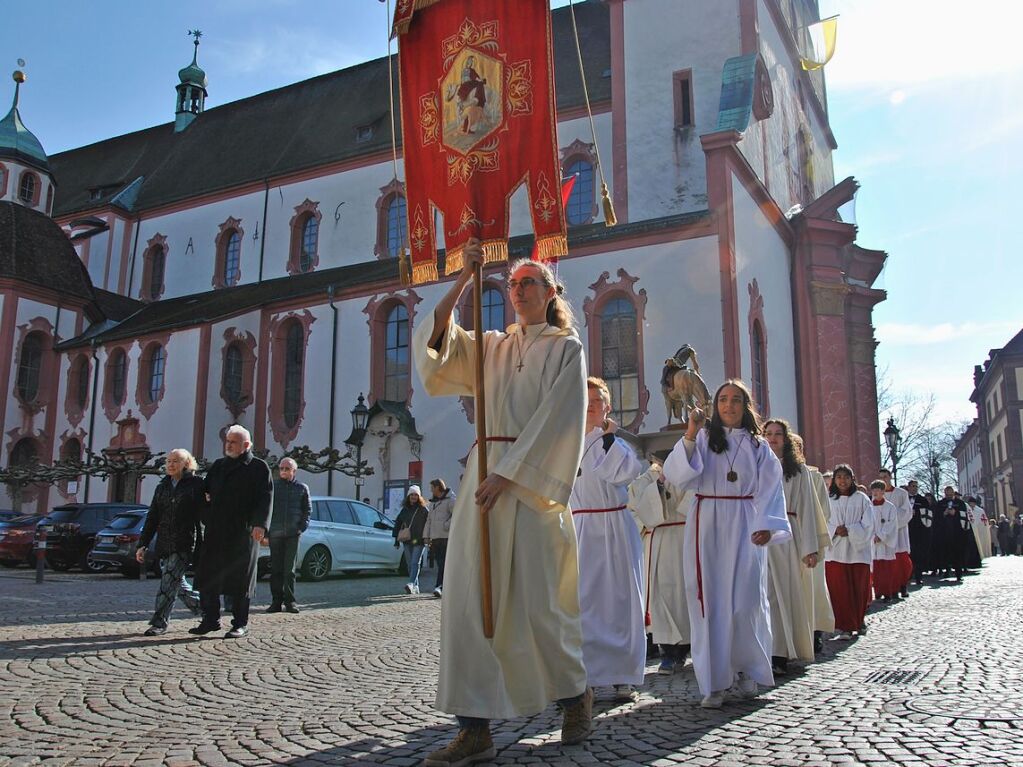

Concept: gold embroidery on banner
[[533, 172, 557, 224], [447, 138, 500, 185], [505, 60, 533, 117], [410, 205, 430, 254], [442, 19, 500, 68], [448, 204, 496, 238], [420, 93, 440, 146]]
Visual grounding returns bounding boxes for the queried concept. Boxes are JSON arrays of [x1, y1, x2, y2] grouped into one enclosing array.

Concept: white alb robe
[[826, 492, 875, 565], [663, 429, 790, 696], [571, 429, 645, 687], [628, 465, 691, 646], [806, 468, 835, 632], [969, 506, 992, 558], [767, 468, 829, 662], [886, 486, 913, 555], [872, 499, 900, 560], [415, 314, 588, 719]]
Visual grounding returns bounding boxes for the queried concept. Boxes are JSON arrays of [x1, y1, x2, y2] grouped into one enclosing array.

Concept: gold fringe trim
[[444, 239, 509, 276], [601, 183, 618, 228], [534, 234, 568, 261], [398, 251, 412, 286], [392, 0, 442, 36], [412, 260, 439, 285]]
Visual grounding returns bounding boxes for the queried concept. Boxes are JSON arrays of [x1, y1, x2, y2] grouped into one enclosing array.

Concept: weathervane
[[12, 58, 26, 105], [188, 29, 203, 50]]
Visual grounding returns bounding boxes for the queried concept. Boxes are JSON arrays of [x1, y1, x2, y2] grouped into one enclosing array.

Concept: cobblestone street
[[1, 557, 1021, 767]]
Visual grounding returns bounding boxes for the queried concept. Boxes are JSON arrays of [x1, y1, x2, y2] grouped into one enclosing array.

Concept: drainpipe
[[126, 215, 142, 297], [84, 340, 100, 500], [258, 179, 270, 283], [327, 284, 339, 495]]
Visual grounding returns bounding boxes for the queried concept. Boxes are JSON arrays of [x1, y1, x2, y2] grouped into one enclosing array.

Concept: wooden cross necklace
[[515, 324, 548, 372]]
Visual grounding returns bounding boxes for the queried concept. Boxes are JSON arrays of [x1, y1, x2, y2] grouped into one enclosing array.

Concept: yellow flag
[[801, 15, 838, 71]]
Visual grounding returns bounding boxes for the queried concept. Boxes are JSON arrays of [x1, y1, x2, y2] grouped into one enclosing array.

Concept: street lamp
[[883, 417, 901, 483], [345, 393, 370, 498]]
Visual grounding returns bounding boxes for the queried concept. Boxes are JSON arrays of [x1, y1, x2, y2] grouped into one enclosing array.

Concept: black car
[[90, 510, 160, 577], [35, 503, 147, 572]]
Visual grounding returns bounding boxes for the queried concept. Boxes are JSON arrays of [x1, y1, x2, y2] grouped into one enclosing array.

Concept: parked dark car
[[0, 515, 44, 567], [90, 510, 160, 577], [0, 509, 21, 523], [35, 503, 147, 572]]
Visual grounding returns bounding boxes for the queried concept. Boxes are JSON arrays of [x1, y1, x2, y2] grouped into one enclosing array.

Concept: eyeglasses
[[508, 277, 541, 291]]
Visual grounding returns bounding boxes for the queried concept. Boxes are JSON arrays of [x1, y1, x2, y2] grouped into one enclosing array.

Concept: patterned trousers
[[150, 553, 200, 628]]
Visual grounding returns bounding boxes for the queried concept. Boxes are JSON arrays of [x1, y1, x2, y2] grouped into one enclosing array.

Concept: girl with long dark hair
[[824, 464, 875, 639], [662, 379, 789, 709]]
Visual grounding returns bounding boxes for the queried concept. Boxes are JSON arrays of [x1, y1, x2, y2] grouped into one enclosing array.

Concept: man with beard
[[906, 480, 932, 583], [191, 425, 273, 638], [932, 486, 969, 583]]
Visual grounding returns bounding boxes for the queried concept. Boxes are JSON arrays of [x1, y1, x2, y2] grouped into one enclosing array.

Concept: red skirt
[[895, 551, 913, 587], [826, 561, 871, 632], [872, 558, 900, 598]]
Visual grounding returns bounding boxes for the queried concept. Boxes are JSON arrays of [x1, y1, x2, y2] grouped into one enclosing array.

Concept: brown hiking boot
[[422, 727, 496, 767], [560, 686, 594, 745]]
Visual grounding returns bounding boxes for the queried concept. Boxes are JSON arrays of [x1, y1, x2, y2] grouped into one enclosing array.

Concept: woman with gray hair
[[137, 448, 204, 636]]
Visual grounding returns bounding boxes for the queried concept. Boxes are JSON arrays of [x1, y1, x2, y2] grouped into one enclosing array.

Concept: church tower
[[175, 30, 208, 132], [0, 67, 54, 213]]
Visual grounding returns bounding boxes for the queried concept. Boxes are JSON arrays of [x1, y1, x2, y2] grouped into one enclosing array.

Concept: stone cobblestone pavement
[[1, 557, 1021, 766]]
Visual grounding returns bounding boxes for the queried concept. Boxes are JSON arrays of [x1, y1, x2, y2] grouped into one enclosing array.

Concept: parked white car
[[258, 496, 403, 581]]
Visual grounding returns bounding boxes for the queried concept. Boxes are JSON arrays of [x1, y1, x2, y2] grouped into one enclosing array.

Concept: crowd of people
[[404, 239, 996, 767]]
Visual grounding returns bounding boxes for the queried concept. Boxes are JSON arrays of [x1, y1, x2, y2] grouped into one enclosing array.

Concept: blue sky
[[3, 0, 1018, 424]]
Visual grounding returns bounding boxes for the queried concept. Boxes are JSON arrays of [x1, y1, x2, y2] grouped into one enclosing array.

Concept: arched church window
[[599, 298, 639, 426]]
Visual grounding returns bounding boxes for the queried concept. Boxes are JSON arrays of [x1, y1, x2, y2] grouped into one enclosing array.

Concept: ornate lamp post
[[345, 393, 370, 498], [884, 417, 901, 484]]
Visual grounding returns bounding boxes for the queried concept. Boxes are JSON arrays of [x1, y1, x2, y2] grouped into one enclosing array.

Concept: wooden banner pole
[[473, 261, 495, 639]]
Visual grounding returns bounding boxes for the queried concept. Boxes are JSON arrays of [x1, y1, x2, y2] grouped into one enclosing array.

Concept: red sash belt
[[572, 504, 627, 515], [644, 520, 686, 626], [693, 494, 753, 618]]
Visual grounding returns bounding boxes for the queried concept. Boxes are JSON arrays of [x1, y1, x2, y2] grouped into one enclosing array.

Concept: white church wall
[[622, 0, 739, 220], [83, 224, 111, 290], [731, 171, 799, 426]]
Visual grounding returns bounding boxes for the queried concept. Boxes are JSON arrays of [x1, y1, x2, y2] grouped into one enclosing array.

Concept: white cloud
[[822, 0, 1023, 89], [876, 321, 1019, 346]]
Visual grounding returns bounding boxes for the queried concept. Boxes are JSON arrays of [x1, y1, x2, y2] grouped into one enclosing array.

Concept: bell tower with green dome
[[0, 67, 54, 213], [175, 30, 208, 133]]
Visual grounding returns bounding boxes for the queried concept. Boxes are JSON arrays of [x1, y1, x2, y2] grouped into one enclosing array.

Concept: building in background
[[967, 328, 1023, 520], [0, 1, 889, 515], [952, 419, 983, 500]]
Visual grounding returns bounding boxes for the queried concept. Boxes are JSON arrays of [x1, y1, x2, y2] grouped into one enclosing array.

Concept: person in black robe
[[960, 494, 982, 570], [1012, 516, 1023, 556], [906, 480, 933, 584], [997, 515, 1012, 556], [932, 486, 969, 583], [191, 425, 272, 638]]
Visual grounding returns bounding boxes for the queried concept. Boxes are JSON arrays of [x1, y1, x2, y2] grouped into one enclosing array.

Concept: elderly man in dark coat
[[190, 425, 272, 639]]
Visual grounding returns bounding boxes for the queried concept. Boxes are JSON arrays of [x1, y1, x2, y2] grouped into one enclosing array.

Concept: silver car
[[258, 496, 402, 581]]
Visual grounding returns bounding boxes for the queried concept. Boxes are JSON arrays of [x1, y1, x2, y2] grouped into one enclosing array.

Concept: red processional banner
[[393, 0, 567, 284]]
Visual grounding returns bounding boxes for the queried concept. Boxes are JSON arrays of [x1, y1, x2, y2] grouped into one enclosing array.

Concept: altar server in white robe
[[628, 461, 691, 674], [763, 419, 830, 673], [663, 380, 790, 709], [869, 480, 901, 601], [879, 468, 914, 598], [416, 243, 593, 767], [571, 377, 645, 702], [825, 465, 875, 640], [792, 434, 835, 650]]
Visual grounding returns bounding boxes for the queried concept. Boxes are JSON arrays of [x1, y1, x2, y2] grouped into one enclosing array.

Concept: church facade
[[0, 0, 887, 516]]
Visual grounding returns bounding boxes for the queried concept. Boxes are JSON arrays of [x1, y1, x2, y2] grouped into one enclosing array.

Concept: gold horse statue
[[661, 344, 711, 426]]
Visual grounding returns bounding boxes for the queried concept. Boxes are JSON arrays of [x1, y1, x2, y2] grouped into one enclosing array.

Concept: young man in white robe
[[628, 460, 691, 674], [663, 380, 790, 709], [415, 242, 593, 767], [879, 468, 913, 598], [571, 377, 646, 703], [763, 420, 831, 673]]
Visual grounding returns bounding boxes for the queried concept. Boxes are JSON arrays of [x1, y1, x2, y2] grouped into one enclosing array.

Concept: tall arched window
[[600, 298, 639, 426], [223, 343, 244, 406], [751, 320, 766, 411], [481, 287, 505, 332], [384, 304, 410, 401], [63, 438, 82, 464], [109, 349, 127, 404], [283, 323, 304, 428], [224, 231, 241, 286], [565, 159, 595, 226], [15, 333, 43, 402], [387, 196, 408, 258], [299, 216, 318, 273], [146, 345, 166, 403], [18, 172, 36, 205], [74, 355, 90, 410], [148, 247, 166, 300]]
